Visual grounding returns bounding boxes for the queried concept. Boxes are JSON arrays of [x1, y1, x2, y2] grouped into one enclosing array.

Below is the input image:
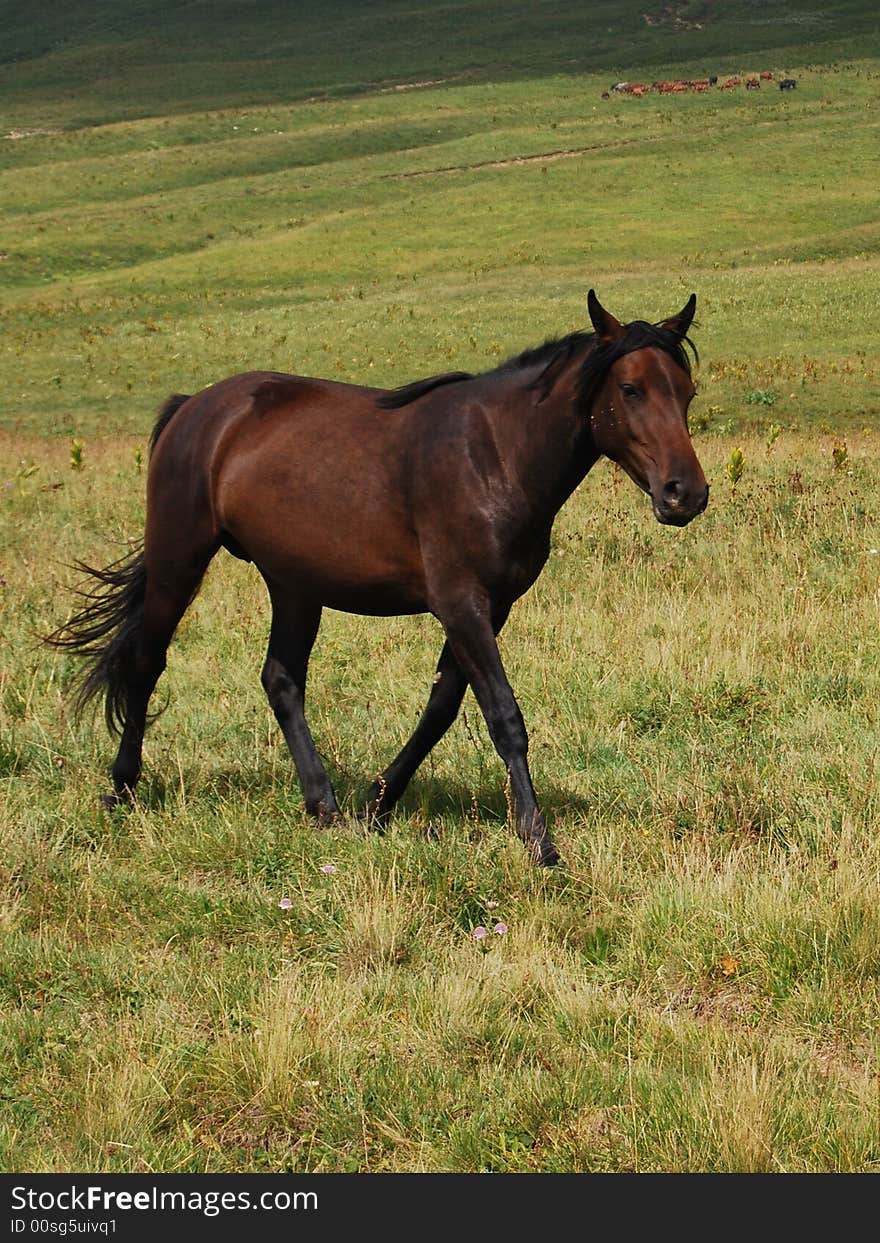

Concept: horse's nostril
[[662, 479, 684, 506]]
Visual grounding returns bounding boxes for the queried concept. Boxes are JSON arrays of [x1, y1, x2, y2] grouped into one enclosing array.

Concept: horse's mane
[[378, 320, 697, 411], [379, 371, 473, 409], [501, 321, 697, 410]]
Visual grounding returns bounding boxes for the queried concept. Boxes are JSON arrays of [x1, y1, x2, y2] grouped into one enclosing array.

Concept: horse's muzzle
[[653, 480, 709, 526]]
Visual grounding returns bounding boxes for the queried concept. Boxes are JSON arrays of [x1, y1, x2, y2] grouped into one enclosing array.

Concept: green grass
[[3, 59, 879, 433], [3, 0, 880, 1172], [4, 430, 880, 1171], [3, 0, 876, 126]]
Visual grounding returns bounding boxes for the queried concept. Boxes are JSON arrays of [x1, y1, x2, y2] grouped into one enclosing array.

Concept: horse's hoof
[[306, 800, 343, 827], [359, 783, 393, 831], [100, 790, 130, 811], [355, 800, 386, 834], [533, 839, 560, 868]]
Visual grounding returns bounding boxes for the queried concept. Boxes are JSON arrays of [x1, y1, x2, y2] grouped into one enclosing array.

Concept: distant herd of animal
[[603, 73, 797, 98]]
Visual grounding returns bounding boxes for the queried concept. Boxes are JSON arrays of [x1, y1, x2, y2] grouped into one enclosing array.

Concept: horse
[[47, 291, 709, 867]]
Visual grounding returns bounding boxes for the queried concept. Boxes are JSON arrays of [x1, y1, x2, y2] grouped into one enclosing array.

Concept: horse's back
[[146, 366, 527, 614], [156, 370, 428, 611], [209, 369, 413, 517], [151, 369, 393, 488]]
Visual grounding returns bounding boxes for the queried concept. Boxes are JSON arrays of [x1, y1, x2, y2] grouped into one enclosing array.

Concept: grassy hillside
[[3, 0, 877, 125], [2, 1, 880, 1173], [2, 4, 879, 438]]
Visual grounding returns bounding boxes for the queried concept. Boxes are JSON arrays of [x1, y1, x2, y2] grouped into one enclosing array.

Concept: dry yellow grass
[[3, 427, 880, 1170]]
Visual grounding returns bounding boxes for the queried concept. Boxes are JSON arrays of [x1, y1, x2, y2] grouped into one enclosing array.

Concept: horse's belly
[[281, 568, 427, 616], [320, 582, 427, 616], [228, 524, 428, 616]]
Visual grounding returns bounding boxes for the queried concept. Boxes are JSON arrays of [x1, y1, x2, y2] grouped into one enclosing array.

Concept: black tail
[[46, 394, 192, 734], [150, 393, 190, 455], [45, 547, 147, 735]]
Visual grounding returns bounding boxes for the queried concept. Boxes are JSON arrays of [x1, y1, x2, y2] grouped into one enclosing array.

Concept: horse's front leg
[[439, 595, 559, 867]]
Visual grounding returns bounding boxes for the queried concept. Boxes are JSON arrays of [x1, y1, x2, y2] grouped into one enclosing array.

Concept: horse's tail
[[46, 394, 192, 734], [46, 545, 147, 735], [150, 392, 191, 456]]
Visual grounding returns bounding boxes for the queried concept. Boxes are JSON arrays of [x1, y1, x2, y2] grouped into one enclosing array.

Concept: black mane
[[496, 330, 594, 375], [378, 371, 474, 409], [378, 320, 696, 412], [576, 320, 697, 411]]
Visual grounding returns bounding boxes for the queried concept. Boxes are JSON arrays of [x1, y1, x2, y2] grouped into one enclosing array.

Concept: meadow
[[2, 0, 880, 1172]]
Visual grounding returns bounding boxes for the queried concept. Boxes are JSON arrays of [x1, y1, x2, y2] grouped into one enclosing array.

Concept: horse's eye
[[620, 383, 641, 400]]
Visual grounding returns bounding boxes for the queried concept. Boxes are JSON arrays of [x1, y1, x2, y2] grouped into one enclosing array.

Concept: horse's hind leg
[[109, 552, 216, 804], [364, 640, 467, 823], [261, 592, 340, 824]]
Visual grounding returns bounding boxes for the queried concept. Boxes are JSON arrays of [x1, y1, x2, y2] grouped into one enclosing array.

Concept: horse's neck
[[496, 371, 599, 519]]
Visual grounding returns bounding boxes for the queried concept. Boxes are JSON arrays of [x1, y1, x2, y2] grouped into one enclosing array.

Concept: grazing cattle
[[779, 78, 797, 90], [47, 293, 708, 868], [721, 77, 741, 90], [760, 71, 773, 80], [709, 75, 718, 85], [745, 77, 760, 90], [601, 91, 610, 99]]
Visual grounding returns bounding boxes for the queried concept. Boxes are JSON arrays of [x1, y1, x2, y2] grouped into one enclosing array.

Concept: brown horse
[[48, 291, 708, 866]]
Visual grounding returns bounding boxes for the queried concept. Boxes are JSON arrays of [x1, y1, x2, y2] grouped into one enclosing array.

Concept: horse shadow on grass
[[127, 761, 592, 829], [388, 772, 592, 826]]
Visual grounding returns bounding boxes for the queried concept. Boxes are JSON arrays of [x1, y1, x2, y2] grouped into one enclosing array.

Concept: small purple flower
[[472, 926, 487, 941], [493, 922, 508, 936], [320, 864, 337, 875], [278, 897, 293, 910]]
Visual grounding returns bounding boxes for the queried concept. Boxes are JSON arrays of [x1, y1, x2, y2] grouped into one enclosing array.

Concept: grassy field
[[2, 1, 880, 1172]]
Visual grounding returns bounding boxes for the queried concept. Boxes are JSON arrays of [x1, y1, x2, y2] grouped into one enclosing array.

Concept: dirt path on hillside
[[381, 133, 664, 179]]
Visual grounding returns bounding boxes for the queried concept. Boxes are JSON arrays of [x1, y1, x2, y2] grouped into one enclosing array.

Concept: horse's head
[[586, 290, 709, 527]]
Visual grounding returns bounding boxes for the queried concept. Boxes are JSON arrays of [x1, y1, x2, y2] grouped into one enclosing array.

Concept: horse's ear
[[661, 293, 697, 339], [587, 289, 624, 343]]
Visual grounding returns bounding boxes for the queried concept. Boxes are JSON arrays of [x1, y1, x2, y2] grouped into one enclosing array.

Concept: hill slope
[[1, 0, 878, 435], [3, 0, 878, 126]]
